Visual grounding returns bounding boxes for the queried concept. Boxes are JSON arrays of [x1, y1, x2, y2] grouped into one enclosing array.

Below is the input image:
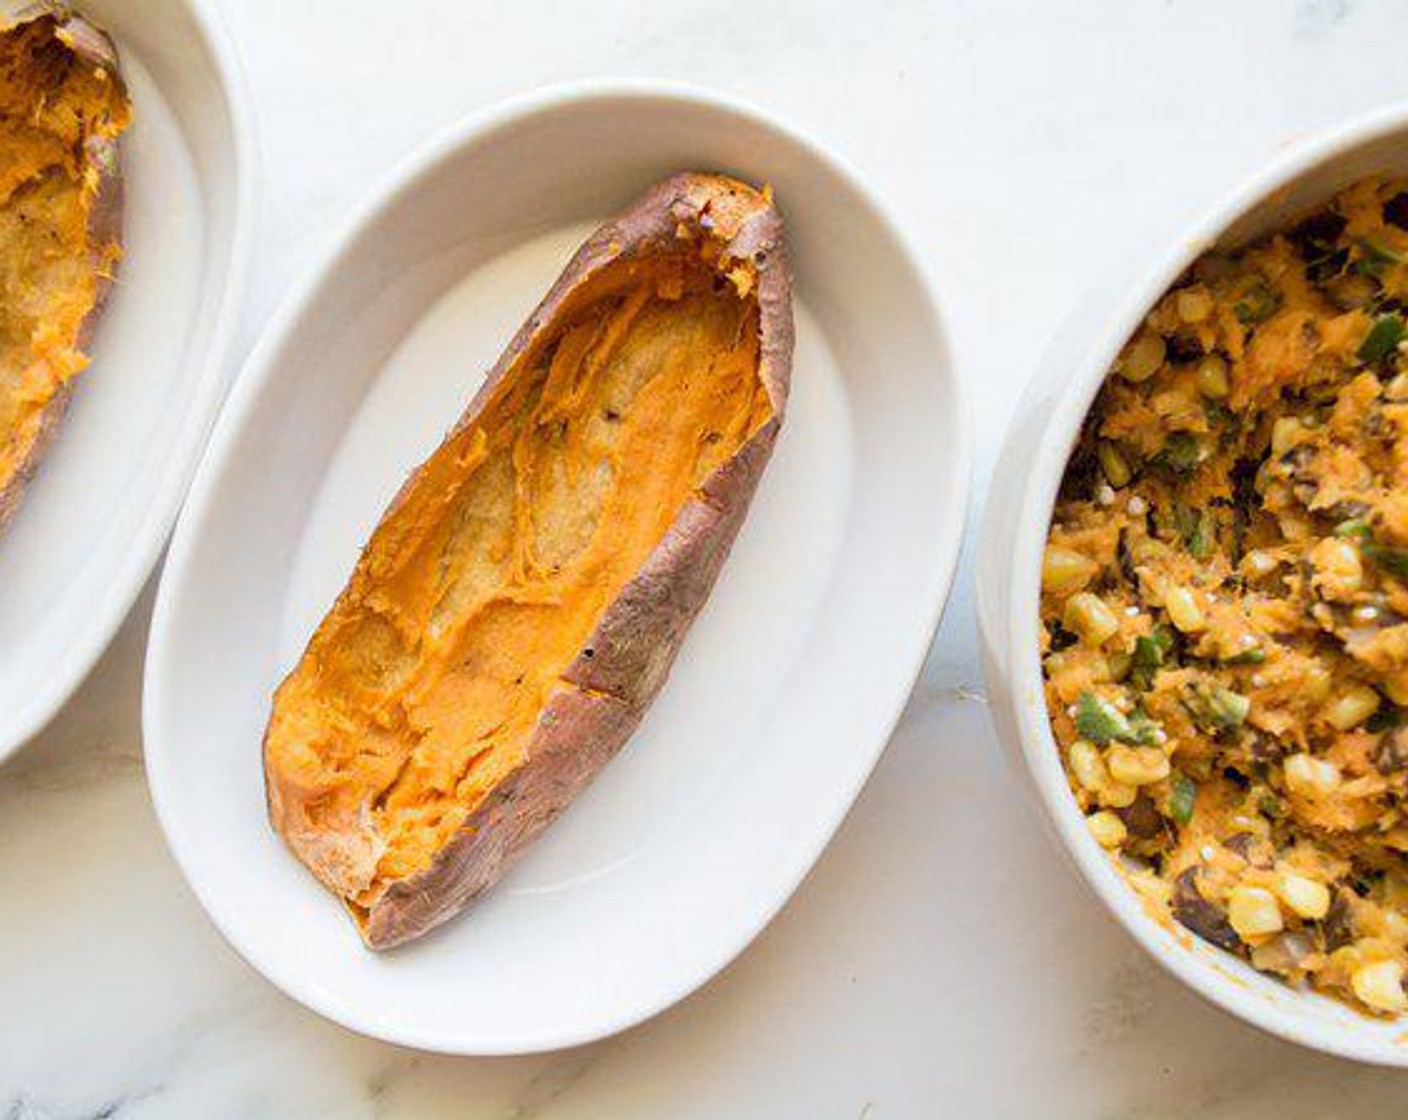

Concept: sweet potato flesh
[[0, 16, 128, 501], [266, 254, 773, 906]]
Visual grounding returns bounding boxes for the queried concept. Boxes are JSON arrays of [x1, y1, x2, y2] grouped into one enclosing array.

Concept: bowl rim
[[997, 98, 1408, 1066], [3, 0, 259, 757], [143, 77, 972, 1054]]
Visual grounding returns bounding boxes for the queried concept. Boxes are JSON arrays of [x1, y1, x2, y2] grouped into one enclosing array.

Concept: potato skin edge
[[265, 172, 795, 950]]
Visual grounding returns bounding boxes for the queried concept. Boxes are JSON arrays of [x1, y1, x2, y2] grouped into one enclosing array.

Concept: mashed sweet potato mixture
[[1044, 176, 1408, 1015], [0, 13, 129, 508], [265, 252, 774, 918]]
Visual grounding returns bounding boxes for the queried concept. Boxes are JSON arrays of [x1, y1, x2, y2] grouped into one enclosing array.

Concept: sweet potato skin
[[0, 2, 127, 534], [265, 173, 793, 949]]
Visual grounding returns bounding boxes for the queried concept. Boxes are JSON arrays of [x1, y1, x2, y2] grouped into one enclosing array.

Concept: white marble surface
[[7, 0, 1408, 1115]]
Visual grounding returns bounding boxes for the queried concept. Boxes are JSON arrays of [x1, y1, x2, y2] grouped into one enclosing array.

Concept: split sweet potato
[[264, 172, 793, 948], [0, 3, 130, 532]]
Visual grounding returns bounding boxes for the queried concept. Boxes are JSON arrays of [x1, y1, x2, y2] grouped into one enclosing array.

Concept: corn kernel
[[1352, 960, 1408, 1014], [1277, 873, 1331, 920], [1303, 664, 1333, 704], [1383, 911, 1408, 946], [1087, 810, 1127, 849], [1119, 331, 1166, 383], [1101, 779, 1138, 809], [1068, 740, 1107, 792], [1310, 537, 1363, 601], [1228, 885, 1284, 940], [1163, 586, 1206, 633], [1271, 417, 1304, 456], [1178, 289, 1213, 324], [1385, 672, 1408, 708], [1064, 592, 1120, 645], [1245, 549, 1278, 578], [1097, 441, 1132, 488], [1284, 753, 1341, 798], [1326, 685, 1381, 731], [1107, 744, 1171, 786], [1194, 354, 1230, 399], [1043, 546, 1098, 596]]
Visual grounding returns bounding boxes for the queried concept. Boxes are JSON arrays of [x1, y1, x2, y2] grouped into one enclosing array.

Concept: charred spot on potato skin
[[1172, 869, 1241, 951]]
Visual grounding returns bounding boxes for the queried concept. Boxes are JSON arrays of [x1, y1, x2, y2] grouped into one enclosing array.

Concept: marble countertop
[[7, 0, 1408, 1115]]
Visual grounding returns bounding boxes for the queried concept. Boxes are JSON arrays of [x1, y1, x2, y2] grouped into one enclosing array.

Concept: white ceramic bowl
[[144, 82, 969, 1054], [0, 0, 255, 760], [978, 101, 1408, 1066]]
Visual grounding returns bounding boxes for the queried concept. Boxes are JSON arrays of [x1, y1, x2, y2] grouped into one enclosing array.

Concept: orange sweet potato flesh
[[0, 5, 130, 532], [264, 173, 793, 947]]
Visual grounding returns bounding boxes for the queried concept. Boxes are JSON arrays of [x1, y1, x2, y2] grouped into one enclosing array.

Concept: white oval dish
[[978, 101, 1408, 1066], [0, 0, 255, 760], [144, 82, 969, 1054]]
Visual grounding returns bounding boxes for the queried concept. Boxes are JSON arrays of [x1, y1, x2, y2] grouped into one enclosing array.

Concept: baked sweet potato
[[0, 2, 130, 532], [264, 173, 793, 948]]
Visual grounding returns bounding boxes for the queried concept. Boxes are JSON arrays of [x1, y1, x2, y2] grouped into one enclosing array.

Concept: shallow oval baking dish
[[144, 81, 969, 1054], [0, 0, 255, 760]]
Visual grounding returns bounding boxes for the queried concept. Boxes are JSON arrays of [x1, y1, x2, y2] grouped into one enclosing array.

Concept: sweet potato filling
[[0, 15, 129, 501], [1044, 176, 1408, 1016], [265, 253, 774, 909]]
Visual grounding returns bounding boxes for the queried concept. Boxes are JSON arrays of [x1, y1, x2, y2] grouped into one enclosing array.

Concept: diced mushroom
[[1172, 868, 1241, 951], [1375, 727, 1408, 774]]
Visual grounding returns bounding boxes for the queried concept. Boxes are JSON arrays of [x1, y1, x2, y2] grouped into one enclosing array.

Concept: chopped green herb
[[1131, 628, 1174, 690], [1204, 401, 1235, 428], [1234, 282, 1282, 324], [1180, 508, 1216, 560], [1182, 682, 1251, 731], [1170, 775, 1197, 825], [1211, 687, 1252, 728], [1365, 542, 1408, 580], [1224, 647, 1267, 665], [1357, 314, 1406, 364], [1075, 690, 1162, 745], [1075, 691, 1126, 744], [1126, 708, 1163, 746], [1368, 706, 1402, 734], [1151, 432, 1202, 476], [1334, 517, 1373, 540], [1355, 236, 1404, 278], [1257, 792, 1284, 819]]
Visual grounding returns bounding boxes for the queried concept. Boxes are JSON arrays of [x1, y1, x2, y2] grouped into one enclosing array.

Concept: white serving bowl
[[144, 81, 969, 1054], [0, 0, 255, 760], [978, 101, 1408, 1066]]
